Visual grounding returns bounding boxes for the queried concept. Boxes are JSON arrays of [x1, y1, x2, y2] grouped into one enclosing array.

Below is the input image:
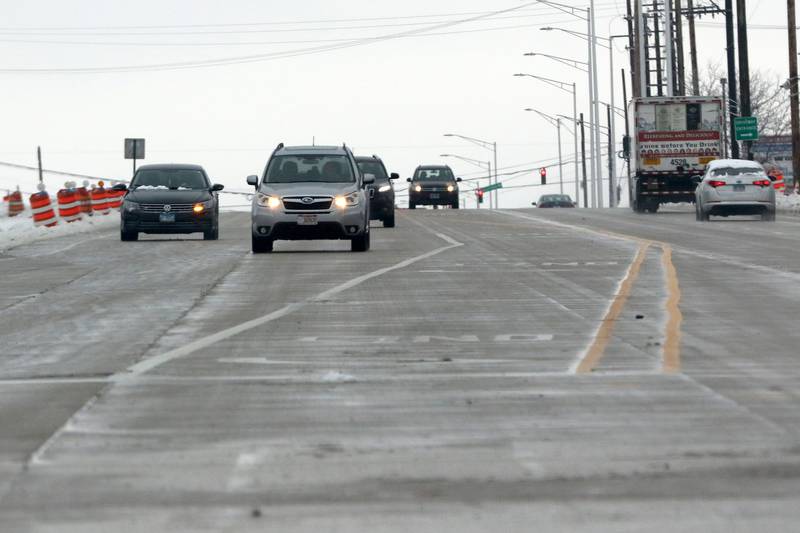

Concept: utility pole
[[675, 0, 686, 95], [721, 78, 730, 158], [687, 0, 700, 94], [556, 118, 564, 195], [788, 0, 800, 192], [627, 0, 639, 97], [607, 104, 614, 206], [736, 0, 752, 160], [580, 113, 589, 208], [725, 0, 740, 158]]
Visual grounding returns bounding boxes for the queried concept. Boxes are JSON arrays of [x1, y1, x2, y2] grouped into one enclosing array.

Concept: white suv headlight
[[256, 193, 281, 209], [334, 192, 359, 208]]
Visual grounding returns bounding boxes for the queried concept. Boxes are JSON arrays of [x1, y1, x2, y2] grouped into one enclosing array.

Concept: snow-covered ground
[[777, 192, 800, 214], [0, 206, 118, 252]]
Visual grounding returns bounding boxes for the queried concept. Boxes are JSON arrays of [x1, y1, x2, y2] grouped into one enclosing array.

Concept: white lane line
[[28, 234, 115, 257], [120, 232, 463, 377]]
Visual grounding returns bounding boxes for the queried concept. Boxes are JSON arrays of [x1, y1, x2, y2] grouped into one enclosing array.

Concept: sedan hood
[[260, 182, 359, 197], [126, 189, 211, 204]]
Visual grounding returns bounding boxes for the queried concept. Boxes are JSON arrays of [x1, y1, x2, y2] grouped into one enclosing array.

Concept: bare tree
[[692, 61, 790, 136]]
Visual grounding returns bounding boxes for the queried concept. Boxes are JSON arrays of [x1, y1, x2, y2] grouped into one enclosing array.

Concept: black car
[[407, 165, 461, 209], [534, 194, 576, 208], [116, 164, 224, 241], [355, 155, 398, 227]]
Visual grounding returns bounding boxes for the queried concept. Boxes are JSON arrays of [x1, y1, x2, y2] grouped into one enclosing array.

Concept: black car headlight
[[378, 184, 391, 193], [123, 201, 140, 213]]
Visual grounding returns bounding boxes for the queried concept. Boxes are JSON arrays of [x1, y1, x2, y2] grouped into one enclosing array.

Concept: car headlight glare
[[447, 184, 455, 192], [334, 192, 359, 208], [193, 203, 205, 213], [378, 184, 391, 193], [414, 185, 422, 192], [256, 194, 281, 209]]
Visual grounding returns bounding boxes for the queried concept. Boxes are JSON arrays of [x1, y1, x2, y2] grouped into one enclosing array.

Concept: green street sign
[[481, 183, 504, 193], [734, 116, 759, 141]]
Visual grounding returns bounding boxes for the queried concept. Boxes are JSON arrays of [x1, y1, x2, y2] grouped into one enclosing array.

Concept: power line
[[0, 3, 542, 74]]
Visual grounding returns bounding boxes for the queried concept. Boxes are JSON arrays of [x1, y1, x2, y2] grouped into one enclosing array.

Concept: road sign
[[481, 183, 504, 193], [734, 117, 759, 141], [124, 138, 145, 159]]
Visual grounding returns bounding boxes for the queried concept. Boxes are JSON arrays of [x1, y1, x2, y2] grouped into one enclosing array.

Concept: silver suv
[[247, 144, 374, 253]]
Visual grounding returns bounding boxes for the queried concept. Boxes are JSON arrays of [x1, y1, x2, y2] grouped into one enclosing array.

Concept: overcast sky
[[0, 0, 790, 207]]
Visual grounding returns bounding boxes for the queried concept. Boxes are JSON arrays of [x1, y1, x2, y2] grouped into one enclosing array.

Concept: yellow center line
[[660, 244, 683, 373], [575, 242, 652, 374]]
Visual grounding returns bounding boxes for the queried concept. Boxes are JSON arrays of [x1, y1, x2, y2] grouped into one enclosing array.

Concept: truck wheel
[[383, 211, 396, 228], [351, 231, 370, 252], [252, 235, 273, 253]]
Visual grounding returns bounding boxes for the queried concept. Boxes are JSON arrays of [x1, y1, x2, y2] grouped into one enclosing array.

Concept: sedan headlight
[[123, 201, 140, 213], [378, 184, 391, 193], [447, 184, 455, 192], [193, 200, 213, 213], [414, 185, 422, 192], [256, 193, 281, 209], [334, 192, 359, 208]]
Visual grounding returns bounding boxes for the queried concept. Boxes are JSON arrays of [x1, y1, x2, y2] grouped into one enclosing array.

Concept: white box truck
[[626, 96, 723, 213]]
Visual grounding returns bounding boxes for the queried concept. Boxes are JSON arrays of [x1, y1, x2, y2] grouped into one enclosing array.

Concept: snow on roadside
[[777, 192, 800, 214], [0, 207, 118, 252]]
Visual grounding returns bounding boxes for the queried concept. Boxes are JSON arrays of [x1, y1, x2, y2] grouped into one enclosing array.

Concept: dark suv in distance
[[407, 165, 461, 209], [534, 194, 576, 208], [117, 164, 224, 241], [355, 155, 398, 227]]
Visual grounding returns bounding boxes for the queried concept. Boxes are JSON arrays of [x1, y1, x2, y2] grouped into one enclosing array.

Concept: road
[[1, 206, 799, 531]]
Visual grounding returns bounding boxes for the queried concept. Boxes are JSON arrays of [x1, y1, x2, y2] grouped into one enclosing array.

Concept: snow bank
[[777, 193, 800, 215], [0, 207, 118, 252]]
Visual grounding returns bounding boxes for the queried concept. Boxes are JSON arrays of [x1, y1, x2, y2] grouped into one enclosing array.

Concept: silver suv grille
[[140, 203, 195, 213], [282, 196, 333, 211]]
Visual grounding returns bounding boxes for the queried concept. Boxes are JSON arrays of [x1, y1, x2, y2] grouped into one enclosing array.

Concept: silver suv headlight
[[256, 193, 281, 209], [334, 191, 360, 208]]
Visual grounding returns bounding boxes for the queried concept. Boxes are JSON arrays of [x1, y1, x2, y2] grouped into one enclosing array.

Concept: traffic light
[[475, 188, 484, 204], [539, 167, 547, 185]]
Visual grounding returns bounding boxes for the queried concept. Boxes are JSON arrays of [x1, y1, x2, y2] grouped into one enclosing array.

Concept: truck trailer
[[627, 96, 723, 213]]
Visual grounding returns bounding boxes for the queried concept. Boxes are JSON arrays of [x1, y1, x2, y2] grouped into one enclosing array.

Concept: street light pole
[[557, 118, 564, 194], [443, 133, 499, 209], [589, 2, 603, 208]]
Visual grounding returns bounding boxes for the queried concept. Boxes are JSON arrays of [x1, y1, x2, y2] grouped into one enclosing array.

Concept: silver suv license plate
[[297, 215, 318, 226]]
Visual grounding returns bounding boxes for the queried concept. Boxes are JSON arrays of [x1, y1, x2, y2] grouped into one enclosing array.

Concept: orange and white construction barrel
[[106, 182, 125, 210], [6, 189, 24, 217], [29, 184, 58, 227], [77, 182, 93, 216], [57, 183, 82, 223], [90, 181, 110, 215]]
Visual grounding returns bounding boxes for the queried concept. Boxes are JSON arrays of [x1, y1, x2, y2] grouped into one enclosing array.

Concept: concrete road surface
[[1, 207, 799, 532]]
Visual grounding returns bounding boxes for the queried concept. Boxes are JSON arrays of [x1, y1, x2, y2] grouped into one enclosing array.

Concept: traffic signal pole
[[788, 0, 800, 192]]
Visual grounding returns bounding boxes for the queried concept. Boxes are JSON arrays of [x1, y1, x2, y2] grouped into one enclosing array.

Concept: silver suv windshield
[[265, 155, 355, 184]]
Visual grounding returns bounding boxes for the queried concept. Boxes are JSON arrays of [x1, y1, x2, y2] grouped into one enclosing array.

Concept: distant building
[[751, 135, 794, 188]]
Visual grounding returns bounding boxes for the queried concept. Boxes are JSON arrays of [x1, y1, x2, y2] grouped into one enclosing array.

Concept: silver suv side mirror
[[246, 175, 258, 188]]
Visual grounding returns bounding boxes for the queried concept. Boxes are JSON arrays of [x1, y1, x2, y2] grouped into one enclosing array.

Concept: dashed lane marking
[[120, 231, 463, 377]]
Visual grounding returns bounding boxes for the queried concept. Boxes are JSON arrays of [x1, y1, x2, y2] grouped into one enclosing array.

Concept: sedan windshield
[[265, 155, 355, 184], [131, 169, 208, 190], [414, 168, 454, 180]]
